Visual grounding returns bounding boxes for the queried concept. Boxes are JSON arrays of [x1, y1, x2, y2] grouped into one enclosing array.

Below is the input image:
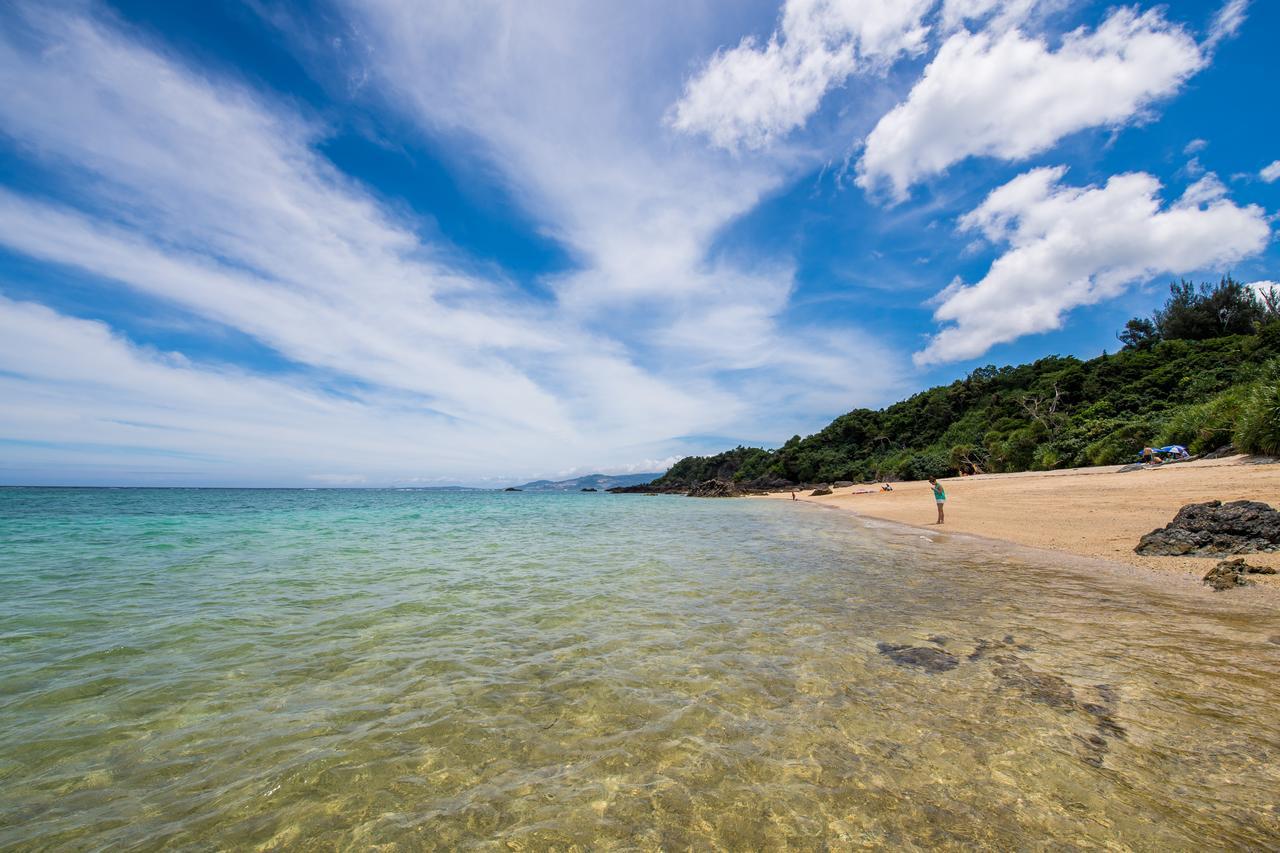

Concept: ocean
[[1, 487, 1277, 849]]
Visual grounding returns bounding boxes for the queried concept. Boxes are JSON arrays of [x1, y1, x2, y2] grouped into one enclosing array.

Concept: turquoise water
[[1, 487, 1278, 850]]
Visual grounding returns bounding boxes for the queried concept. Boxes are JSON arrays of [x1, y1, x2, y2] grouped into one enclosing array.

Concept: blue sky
[[0, 0, 1276, 486]]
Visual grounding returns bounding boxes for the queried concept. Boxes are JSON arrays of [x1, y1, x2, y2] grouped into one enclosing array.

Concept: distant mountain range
[[513, 472, 662, 491]]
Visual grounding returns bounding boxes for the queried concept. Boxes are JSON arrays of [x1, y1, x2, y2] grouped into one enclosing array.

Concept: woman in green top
[[928, 477, 946, 524]]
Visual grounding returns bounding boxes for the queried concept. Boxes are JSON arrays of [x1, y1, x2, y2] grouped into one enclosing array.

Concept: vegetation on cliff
[[648, 278, 1280, 490]]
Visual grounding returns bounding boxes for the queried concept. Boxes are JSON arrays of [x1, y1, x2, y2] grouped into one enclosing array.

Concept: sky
[[0, 0, 1277, 487]]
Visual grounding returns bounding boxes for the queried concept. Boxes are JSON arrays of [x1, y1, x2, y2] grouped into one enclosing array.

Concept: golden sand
[[761, 456, 1280, 588]]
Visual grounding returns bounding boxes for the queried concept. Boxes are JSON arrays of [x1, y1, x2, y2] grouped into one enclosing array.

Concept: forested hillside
[[648, 278, 1280, 490]]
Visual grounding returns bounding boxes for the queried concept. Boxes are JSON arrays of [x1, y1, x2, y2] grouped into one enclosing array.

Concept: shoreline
[[755, 455, 1280, 595]]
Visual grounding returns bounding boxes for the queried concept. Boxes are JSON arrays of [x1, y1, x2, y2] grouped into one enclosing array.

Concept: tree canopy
[[647, 278, 1280, 490]]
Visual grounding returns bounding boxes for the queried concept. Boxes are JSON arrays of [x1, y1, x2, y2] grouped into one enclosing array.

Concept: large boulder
[[1135, 500, 1280, 556], [687, 479, 741, 498], [809, 486, 833, 496]]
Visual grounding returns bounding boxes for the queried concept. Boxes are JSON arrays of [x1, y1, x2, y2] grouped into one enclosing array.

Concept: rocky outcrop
[[580, 487, 597, 492], [1202, 557, 1276, 591], [809, 486, 833, 496], [503, 487, 522, 492], [687, 479, 742, 498], [1134, 500, 1280, 556]]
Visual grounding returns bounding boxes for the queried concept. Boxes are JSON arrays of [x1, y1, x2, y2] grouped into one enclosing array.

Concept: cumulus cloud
[[1261, 160, 1280, 183], [858, 7, 1204, 201], [1250, 281, 1279, 304], [668, 0, 934, 150], [915, 166, 1270, 365]]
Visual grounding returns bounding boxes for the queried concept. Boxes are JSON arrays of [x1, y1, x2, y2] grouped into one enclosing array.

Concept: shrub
[[1032, 444, 1062, 470], [1157, 388, 1247, 455], [896, 452, 952, 482], [1084, 420, 1157, 466], [1234, 363, 1280, 455]]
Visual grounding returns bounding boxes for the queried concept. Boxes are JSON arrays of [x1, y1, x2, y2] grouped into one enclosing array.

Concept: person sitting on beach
[[880, 483, 893, 492], [928, 477, 946, 524]]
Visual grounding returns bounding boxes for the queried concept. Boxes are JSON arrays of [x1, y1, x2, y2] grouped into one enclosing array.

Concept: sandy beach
[[762, 456, 1280, 589]]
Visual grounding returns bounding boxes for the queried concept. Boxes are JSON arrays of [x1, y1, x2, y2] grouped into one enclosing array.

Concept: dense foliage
[[651, 279, 1280, 489]]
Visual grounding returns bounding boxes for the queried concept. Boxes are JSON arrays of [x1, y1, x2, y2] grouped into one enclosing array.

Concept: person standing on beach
[[929, 477, 946, 524]]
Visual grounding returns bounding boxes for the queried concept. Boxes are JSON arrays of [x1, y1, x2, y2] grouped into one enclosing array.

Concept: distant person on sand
[[791, 490, 797, 501], [929, 477, 946, 524]]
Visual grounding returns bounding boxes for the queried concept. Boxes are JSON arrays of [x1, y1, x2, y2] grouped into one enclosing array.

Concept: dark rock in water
[[877, 642, 959, 673], [968, 638, 998, 661], [503, 487, 523, 492], [1094, 684, 1120, 706], [580, 487, 597, 492], [1135, 500, 1280, 556], [687, 479, 742, 498], [927, 635, 948, 646], [810, 486, 833, 496], [992, 655, 1075, 708], [1075, 732, 1110, 767], [1202, 560, 1254, 591]]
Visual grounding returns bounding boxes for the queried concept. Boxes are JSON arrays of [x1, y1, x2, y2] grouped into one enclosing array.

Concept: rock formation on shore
[[1134, 500, 1280, 556], [1202, 557, 1277, 590], [686, 479, 742, 498]]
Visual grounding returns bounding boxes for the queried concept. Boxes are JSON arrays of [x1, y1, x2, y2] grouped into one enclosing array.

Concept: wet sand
[[761, 456, 1280, 589]]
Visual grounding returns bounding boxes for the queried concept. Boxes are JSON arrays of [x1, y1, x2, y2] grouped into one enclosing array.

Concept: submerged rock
[[1135, 500, 1280, 556], [876, 642, 959, 673], [991, 654, 1075, 708]]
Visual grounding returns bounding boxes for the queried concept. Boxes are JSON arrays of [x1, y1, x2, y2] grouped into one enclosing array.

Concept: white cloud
[[915, 166, 1270, 365], [857, 7, 1204, 201], [668, 0, 934, 151], [0, 295, 609, 484], [321, 2, 905, 401], [1260, 160, 1280, 183], [1204, 0, 1248, 52], [1184, 138, 1208, 155], [0, 2, 905, 483], [1249, 280, 1279, 304], [939, 0, 1049, 32]]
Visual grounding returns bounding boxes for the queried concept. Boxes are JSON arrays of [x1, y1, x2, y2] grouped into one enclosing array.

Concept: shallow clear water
[[1, 487, 1278, 850]]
